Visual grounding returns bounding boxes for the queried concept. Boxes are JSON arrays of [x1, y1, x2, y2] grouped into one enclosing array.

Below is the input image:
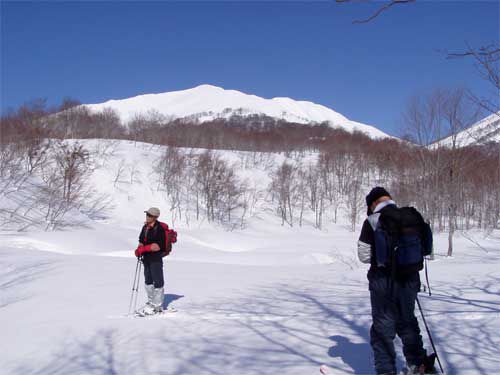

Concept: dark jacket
[[139, 220, 166, 262], [357, 201, 399, 277], [358, 201, 427, 280]]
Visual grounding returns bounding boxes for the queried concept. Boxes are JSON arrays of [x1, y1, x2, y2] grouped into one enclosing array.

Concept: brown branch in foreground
[[447, 44, 500, 59], [447, 43, 500, 90], [336, 0, 416, 24], [446, 43, 500, 115]]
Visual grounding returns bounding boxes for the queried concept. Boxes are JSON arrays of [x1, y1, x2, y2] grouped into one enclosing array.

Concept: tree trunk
[[447, 213, 454, 257]]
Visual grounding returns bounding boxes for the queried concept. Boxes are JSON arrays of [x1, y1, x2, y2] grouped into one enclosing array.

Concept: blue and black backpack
[[374, 206, 433, 277]]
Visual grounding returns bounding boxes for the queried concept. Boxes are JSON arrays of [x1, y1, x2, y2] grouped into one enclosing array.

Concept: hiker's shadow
[[162, 294, 184, 309], [328, 335, 372, 374]]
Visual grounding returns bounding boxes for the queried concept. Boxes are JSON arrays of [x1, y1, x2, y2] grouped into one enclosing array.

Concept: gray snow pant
[[368, 269, 426, 374]]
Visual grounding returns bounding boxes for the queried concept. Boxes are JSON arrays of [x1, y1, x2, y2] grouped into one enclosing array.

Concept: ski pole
[[416, 296, 444, 374], [127, 258, 139, 315], [132, 259, 142, 313], [128, 257, 141, 315], [424, 257, 432, 296]]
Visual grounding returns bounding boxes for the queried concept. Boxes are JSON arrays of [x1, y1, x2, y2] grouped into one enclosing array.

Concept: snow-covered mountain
[[84, 84, 391, 139], [433, 112, 500, 148]]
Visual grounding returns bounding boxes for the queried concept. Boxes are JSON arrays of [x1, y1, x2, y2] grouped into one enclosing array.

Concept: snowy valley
[[1, 139, 499, 375]]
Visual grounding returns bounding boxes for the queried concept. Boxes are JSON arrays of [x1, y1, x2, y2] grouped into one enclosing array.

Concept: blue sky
[[1, 1, 498, 136]]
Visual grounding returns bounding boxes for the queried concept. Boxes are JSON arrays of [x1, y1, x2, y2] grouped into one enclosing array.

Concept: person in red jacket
[[134, 207, 166, 316]]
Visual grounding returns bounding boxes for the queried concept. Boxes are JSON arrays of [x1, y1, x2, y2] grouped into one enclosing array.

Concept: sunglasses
[[146, 213, 155, 218]]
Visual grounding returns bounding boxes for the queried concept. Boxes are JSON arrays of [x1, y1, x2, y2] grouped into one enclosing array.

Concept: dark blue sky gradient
[[1, 1, 498, 135]]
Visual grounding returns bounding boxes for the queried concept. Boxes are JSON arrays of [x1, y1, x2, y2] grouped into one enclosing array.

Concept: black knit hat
[[365, 187, 391, 208]]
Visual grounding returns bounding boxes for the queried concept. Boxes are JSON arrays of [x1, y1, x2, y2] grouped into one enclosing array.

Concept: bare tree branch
[[336, 0, 416, 24], [447, 43, 500, 90], [446, 42, 500, 115]]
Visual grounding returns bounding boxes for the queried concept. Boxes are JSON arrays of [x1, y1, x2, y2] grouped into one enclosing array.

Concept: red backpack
[[158, 222, 178, 257]]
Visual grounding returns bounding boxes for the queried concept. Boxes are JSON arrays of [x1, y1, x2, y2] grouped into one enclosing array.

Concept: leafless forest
[[1, 89, 499, 256]]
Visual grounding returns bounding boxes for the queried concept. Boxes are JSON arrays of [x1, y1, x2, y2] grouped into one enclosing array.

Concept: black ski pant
[[368, 270, 426, 374], [143, 258, 164, 288]]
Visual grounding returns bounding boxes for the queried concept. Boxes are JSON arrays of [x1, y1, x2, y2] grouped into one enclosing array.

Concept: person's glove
[[142, 243, 160, 252], [135, 245, 145, 257], [134, 243, 160, 257]]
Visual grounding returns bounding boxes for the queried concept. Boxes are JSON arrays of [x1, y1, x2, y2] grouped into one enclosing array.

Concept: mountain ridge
[[432, 112, 500, 148], [84, 84, 392, 139]]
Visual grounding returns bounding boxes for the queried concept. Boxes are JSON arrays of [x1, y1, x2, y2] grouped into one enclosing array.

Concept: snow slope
[[1, 139, 499, 375], [84, 84, 391, 139], [432, 112, 500, 148]]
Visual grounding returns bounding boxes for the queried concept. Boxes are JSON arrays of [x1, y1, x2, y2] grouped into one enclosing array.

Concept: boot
[[137, 284, 155, 314], [422, 353, 437, 374], [145, 284, 154, 304], [403, 354, 437, 374], [152, 287, 164, 313]]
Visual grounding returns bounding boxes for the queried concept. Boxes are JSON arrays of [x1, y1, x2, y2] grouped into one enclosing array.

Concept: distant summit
[[84, 84, 391, 139]]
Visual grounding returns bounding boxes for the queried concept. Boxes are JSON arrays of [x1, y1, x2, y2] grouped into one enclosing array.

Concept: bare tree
[[302, 163, 326, 229], [128, 110, 166, 145], [441, 89, 481, 256], [54, 142, 91, 204], [38, 164, 72, 230], [269, 162, 299, 227], [345, 177, 364, 232], [155, 146, 188, 223], [113, 160, 127, 187], [401, 88, 484, 256], [192, 150, 246, 226], [59, 97, 81, 111]]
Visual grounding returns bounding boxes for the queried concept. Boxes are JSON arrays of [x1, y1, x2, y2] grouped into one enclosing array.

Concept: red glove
[[134, 245, 145, 257], [134, 243, 158, 257]]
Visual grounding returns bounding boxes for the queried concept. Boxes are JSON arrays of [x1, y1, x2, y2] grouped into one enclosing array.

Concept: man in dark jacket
[[134, 207, 166, 316], [358, 187, 436, 375]]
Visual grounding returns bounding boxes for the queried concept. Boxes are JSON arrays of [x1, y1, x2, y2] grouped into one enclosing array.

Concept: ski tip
[[319, 364, 331, 374]]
